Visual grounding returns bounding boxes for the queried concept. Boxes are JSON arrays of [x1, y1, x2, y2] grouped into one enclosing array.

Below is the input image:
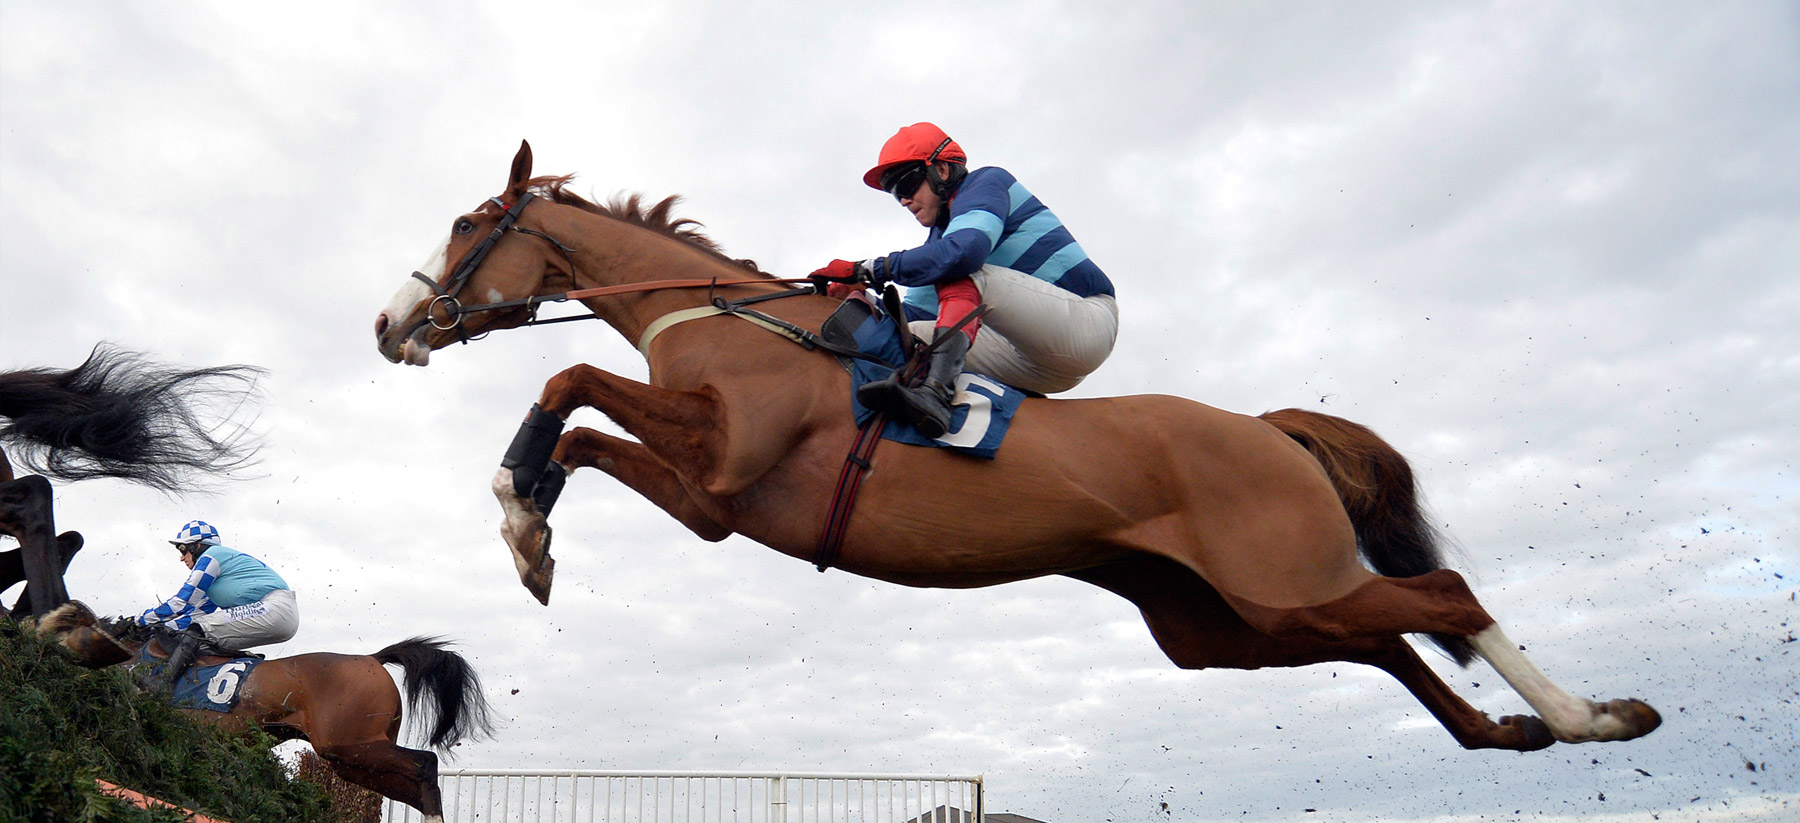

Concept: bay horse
[[36, 601, 493, 822], [373, 140, 1660, 752], [1, 345, 262, 617]]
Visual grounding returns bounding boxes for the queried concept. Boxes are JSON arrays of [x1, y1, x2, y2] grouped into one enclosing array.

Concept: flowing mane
[[527, 175, 761, 273]]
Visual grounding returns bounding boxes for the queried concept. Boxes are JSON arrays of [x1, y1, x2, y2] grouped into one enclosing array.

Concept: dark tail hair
[[0, 344, 264, 492], [373, 637, 496, 751], [1258, 408, 1475, 666]]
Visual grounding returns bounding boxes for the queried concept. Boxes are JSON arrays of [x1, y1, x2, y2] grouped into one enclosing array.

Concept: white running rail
[[383, 769, 984, 823]]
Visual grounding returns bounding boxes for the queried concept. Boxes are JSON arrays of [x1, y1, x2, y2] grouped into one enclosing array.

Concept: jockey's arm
[[138, 554, 220, 627], [875, 171, 1010, 287]]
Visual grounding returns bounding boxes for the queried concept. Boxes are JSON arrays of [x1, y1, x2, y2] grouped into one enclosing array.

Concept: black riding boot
[[859, 332, 969, 438], [160, 626, 206, 690]]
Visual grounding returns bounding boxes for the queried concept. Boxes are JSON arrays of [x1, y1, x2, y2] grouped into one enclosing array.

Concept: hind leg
[[1069, 557, 1554, 751], [1222, 569, 1660, 744], [317, 741, 443, 820], [1467, 624, 1662, 743]]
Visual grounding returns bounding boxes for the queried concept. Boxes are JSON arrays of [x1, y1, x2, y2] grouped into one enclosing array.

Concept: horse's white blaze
[[486, 287, 505, 303], [1472, 625, 1622, 742], [379, 233, 451, 331]]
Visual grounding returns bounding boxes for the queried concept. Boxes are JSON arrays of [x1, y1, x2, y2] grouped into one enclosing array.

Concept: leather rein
[[410, 192, 870, 358]]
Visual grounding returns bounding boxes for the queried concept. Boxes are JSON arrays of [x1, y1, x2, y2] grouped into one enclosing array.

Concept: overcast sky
[[2, 2, 1795, 821]]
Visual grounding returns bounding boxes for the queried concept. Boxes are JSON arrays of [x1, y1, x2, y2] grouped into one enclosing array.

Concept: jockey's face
[[898, 162, 951, 228], [177, 545, 200, 569]]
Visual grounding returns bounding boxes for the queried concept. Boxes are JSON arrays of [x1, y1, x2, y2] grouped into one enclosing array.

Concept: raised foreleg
[[494, 364, 746, 603], [1069, 556, 1555, 751], [496, 425, 734, 603], [555, 427, 732, 541], [538, 364, 731, 487], [1221, 569, 1661, 745]]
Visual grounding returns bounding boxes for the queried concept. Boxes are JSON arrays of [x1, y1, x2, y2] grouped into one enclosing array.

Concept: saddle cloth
[[826, 300, 1026, 460], [132, 645, 260, 713]]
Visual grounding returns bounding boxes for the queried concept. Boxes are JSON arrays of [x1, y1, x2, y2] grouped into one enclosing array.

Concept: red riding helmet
[[862, 122, 968, 190]]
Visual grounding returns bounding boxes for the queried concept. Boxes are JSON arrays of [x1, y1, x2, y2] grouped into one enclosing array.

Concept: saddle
[[144, 627, 264, 665]]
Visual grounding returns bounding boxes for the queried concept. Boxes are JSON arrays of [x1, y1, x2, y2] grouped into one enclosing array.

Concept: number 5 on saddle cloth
[[836, 298, 1027, 458]]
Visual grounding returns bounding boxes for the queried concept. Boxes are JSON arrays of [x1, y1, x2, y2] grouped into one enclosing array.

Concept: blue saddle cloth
[[133, 646, 260, 712], [841, 308, 1026, 460]]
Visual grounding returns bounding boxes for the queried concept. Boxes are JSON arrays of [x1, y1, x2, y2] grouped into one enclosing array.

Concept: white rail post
[[769, 775, 788, 823]]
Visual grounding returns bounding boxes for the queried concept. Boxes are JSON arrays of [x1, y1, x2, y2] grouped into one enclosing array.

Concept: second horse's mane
[[527, 176, 762, 274]]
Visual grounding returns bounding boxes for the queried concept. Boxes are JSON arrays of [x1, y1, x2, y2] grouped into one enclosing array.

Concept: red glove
[[810, 259, 873, 299], [811, 259, 860, 281]]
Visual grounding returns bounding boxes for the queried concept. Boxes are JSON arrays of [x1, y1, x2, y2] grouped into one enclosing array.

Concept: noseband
[[410, 192, 575, 343]]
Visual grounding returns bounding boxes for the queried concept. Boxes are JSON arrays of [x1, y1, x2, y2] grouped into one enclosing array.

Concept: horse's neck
[[558, 208, 781, 351]]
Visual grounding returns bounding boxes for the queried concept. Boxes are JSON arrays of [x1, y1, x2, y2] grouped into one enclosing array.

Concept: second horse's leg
[[0, 475, 70, 617], [316, 741, 443, 821], [5, 531, 83, 619]]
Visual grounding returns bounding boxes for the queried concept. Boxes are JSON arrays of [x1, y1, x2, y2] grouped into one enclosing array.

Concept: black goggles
[[880, 163, 929, 202]]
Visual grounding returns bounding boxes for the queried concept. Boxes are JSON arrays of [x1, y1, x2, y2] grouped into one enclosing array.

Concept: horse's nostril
[[374, 315, 389, 338]]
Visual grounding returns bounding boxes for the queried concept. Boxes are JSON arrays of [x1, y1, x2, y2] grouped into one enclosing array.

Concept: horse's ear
[[508, 140, 533, 194]]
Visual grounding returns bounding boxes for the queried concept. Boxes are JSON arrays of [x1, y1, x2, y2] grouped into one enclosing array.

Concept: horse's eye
[[454, 219, 475, 235]]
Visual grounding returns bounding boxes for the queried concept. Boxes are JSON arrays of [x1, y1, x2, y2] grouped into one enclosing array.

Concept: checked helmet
[[169, 520, 222, 547]]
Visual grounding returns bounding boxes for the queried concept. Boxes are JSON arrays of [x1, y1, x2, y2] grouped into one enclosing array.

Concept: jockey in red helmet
[[813, 122, 1119, 436]]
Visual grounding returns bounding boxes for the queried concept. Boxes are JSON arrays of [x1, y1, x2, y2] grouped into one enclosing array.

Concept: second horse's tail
[[1258, 408, 1475, 666], [373, 637, 496, 751], [0, 344, 264, 491]]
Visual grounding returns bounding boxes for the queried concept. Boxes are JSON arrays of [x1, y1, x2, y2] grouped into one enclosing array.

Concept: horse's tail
[[0, 344, 264, 492], [1258, 408, 1475, 666], [373, 636, 496, 751]]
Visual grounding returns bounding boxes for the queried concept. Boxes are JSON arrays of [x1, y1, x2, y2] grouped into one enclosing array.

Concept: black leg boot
[[159, 626, 206, 691], [890, 332, 970, 438]]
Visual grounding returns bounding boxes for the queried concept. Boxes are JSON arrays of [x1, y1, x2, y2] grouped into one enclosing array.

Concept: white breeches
[[910, 265, 1119, 394], [195, 588, 299, 650]]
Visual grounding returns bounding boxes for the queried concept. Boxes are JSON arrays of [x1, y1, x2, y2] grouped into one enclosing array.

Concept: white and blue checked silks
[[138, 545, 290, 632]]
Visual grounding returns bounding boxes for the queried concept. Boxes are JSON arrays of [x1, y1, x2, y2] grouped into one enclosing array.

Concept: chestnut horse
[[373, 140, 1660, 752], [37, 602, 492, 822]]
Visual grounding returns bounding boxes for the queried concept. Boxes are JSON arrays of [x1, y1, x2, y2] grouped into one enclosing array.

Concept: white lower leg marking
[[1472, 625, 1633, 742], [493, 468, 539, 578]]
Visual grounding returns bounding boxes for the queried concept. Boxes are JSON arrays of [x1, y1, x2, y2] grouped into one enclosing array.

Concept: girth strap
[[815, 410, 889, 572]]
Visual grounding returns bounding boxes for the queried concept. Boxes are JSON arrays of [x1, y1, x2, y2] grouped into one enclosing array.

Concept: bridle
[[407, 191, 834, 347], [410, 192, 577, 343]]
